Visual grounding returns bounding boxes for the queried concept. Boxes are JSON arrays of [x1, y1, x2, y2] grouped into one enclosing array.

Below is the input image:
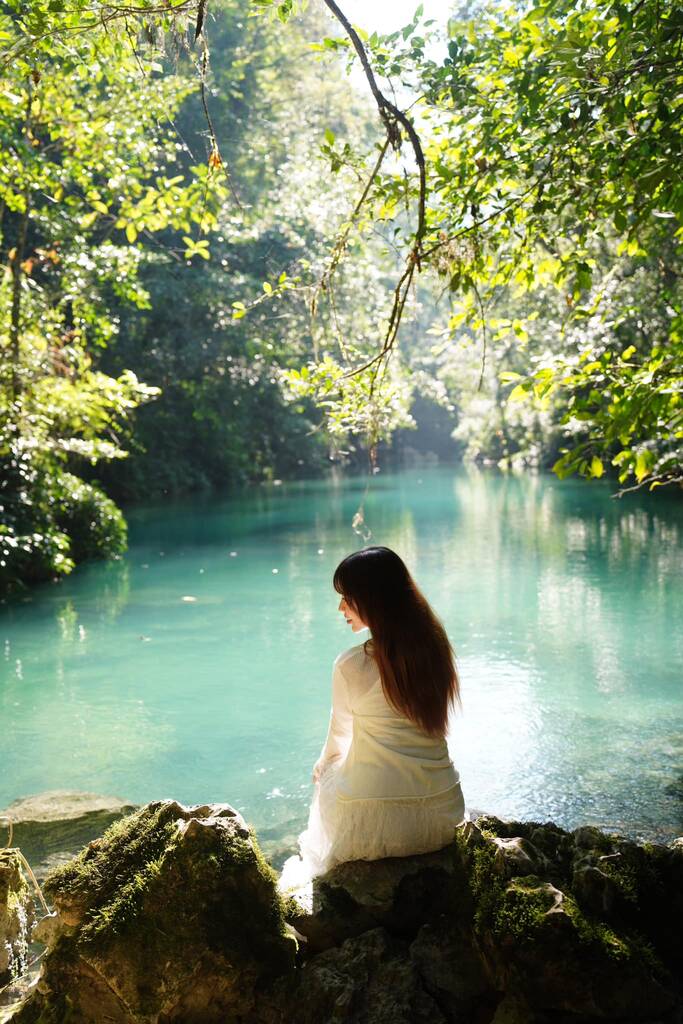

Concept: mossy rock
[[462, 820, 680, 1020], [12, 801, 296, 1023], [0, 851, 34, 986]]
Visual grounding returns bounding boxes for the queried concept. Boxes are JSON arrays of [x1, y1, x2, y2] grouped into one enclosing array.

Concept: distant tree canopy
[[1, 0, 681, 591]]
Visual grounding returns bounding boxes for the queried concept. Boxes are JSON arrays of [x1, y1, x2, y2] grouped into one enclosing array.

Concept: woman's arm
[[312, 659, 353, 782]]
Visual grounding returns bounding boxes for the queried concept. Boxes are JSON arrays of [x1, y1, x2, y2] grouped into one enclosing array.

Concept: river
[[1, 468, 682, 851]]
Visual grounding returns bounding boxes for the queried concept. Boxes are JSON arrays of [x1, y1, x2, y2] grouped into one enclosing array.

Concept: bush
[[55, 473, 127, 564], [0, 458, 127, 596]]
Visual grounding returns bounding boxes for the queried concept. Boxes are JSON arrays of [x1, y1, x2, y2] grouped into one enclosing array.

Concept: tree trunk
[[9, 199, 29, 400]]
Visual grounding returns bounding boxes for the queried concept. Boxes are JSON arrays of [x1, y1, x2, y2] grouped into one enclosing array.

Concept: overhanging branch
[[321, 0, 426, 251], [320, 0, 427, 380]]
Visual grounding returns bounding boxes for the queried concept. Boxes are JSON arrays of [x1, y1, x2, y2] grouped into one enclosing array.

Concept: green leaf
[[635, 450, 653, 482]]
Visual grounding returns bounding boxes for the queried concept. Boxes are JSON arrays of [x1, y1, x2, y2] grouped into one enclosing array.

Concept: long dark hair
[[333, 546, 459, 737]]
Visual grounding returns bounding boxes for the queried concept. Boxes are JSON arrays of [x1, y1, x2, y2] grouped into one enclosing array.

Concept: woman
[[279, 546, 465, 890]]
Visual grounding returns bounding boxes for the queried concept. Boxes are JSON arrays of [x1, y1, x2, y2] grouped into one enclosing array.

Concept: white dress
[[279, 642, 466, 890]]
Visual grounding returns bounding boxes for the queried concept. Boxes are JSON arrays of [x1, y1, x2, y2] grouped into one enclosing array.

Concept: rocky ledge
[[2, 802, 682, 1023], [0, 792, 138, 881]]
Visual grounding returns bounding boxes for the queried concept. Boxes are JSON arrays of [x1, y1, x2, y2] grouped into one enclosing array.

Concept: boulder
[[285, 816, 682, 1023], [292, 927, 448, 1024], [409, 918, 494, 1020], [0, 792, 138, 880], [10, 801, 296, 1024], [0, 852, 35, 987], [286, 841, 471, 952], [491, 836, 550, 880]]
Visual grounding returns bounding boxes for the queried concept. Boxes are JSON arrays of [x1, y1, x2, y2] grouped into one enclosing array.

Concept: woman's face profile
[[338, 596, 367, 633]]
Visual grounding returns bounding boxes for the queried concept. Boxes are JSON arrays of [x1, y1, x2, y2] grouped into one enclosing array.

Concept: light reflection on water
[[1, 468, 682, 851]]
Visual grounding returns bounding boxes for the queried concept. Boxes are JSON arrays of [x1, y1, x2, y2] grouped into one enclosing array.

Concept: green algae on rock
[[453, 816, 681, 1020]]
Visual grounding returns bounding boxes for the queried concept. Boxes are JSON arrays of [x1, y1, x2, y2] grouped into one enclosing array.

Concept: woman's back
[[335, 644, 460, 801], [278, 546, 466, 890]]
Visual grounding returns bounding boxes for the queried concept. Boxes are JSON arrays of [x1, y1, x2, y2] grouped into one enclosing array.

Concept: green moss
[[493, 877, 557, 941], [599, 856, 639, 905], [562, 893, 663, 973], [46, 802, 294, 997], [44, 802, 178, 913], [467, 838, 550, 943], [563, 893, 630, 958]]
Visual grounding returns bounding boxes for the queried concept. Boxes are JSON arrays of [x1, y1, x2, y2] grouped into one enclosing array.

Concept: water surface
[[1, 469, 682, 850]]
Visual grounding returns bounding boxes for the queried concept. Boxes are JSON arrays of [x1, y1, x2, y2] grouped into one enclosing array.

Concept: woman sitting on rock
[[279, 546, 466, 890]]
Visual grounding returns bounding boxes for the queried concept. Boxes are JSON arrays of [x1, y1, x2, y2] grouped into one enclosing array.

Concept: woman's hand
[[311, 759, 324, 784]]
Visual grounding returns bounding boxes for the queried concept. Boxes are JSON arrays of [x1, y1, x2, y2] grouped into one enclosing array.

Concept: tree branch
[[321, 0, 426, 252]]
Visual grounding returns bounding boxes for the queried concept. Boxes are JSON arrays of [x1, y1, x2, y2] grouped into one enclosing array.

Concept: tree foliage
[[348, 0, 683, 490], [261, 0, 682, 491], [0, 5, 225, 590], [2, 0, 681, 594]]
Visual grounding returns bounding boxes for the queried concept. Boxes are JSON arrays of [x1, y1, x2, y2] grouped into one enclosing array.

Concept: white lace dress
[[279, 642, 466, 890]]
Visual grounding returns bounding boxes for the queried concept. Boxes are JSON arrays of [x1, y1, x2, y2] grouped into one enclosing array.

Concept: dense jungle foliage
[[1, 0, 681, 592]]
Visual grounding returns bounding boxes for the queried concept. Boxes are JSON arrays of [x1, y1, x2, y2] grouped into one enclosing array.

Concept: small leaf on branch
[[208, 147, 223, 170]]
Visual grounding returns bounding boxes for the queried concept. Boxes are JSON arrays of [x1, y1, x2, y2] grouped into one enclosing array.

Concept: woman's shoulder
[[334, 641, 376, 681], [335, 641, 369, 665]]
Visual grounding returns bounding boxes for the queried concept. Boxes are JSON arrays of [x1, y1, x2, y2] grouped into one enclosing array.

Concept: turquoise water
[[1, 469, 682, 851]]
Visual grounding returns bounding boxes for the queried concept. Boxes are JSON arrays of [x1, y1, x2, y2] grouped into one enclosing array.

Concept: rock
[[286, 841, 471, 952], [464, 821, 680, 1021], [0, 852, 35, 987], [32, 912, 59, 946], [492, 836, 549, 879], [10, 801, 296, 1023], [292, 927, 448, 1024], [5, 805, 682, 1024], [0, 792, 138, 879], [491, 877, 671, 1018], [489, 993, 535, 1024], [409, 918, 494, 1019], [571, 863, 623, 916], [572, 824, 615, 852]]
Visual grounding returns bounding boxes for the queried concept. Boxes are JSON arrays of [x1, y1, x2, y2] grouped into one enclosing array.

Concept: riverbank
[[2, 799, 682, 1023]]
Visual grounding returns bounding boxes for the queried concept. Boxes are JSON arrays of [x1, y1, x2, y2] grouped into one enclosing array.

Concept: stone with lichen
[[287, 816, 683, 1023]]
